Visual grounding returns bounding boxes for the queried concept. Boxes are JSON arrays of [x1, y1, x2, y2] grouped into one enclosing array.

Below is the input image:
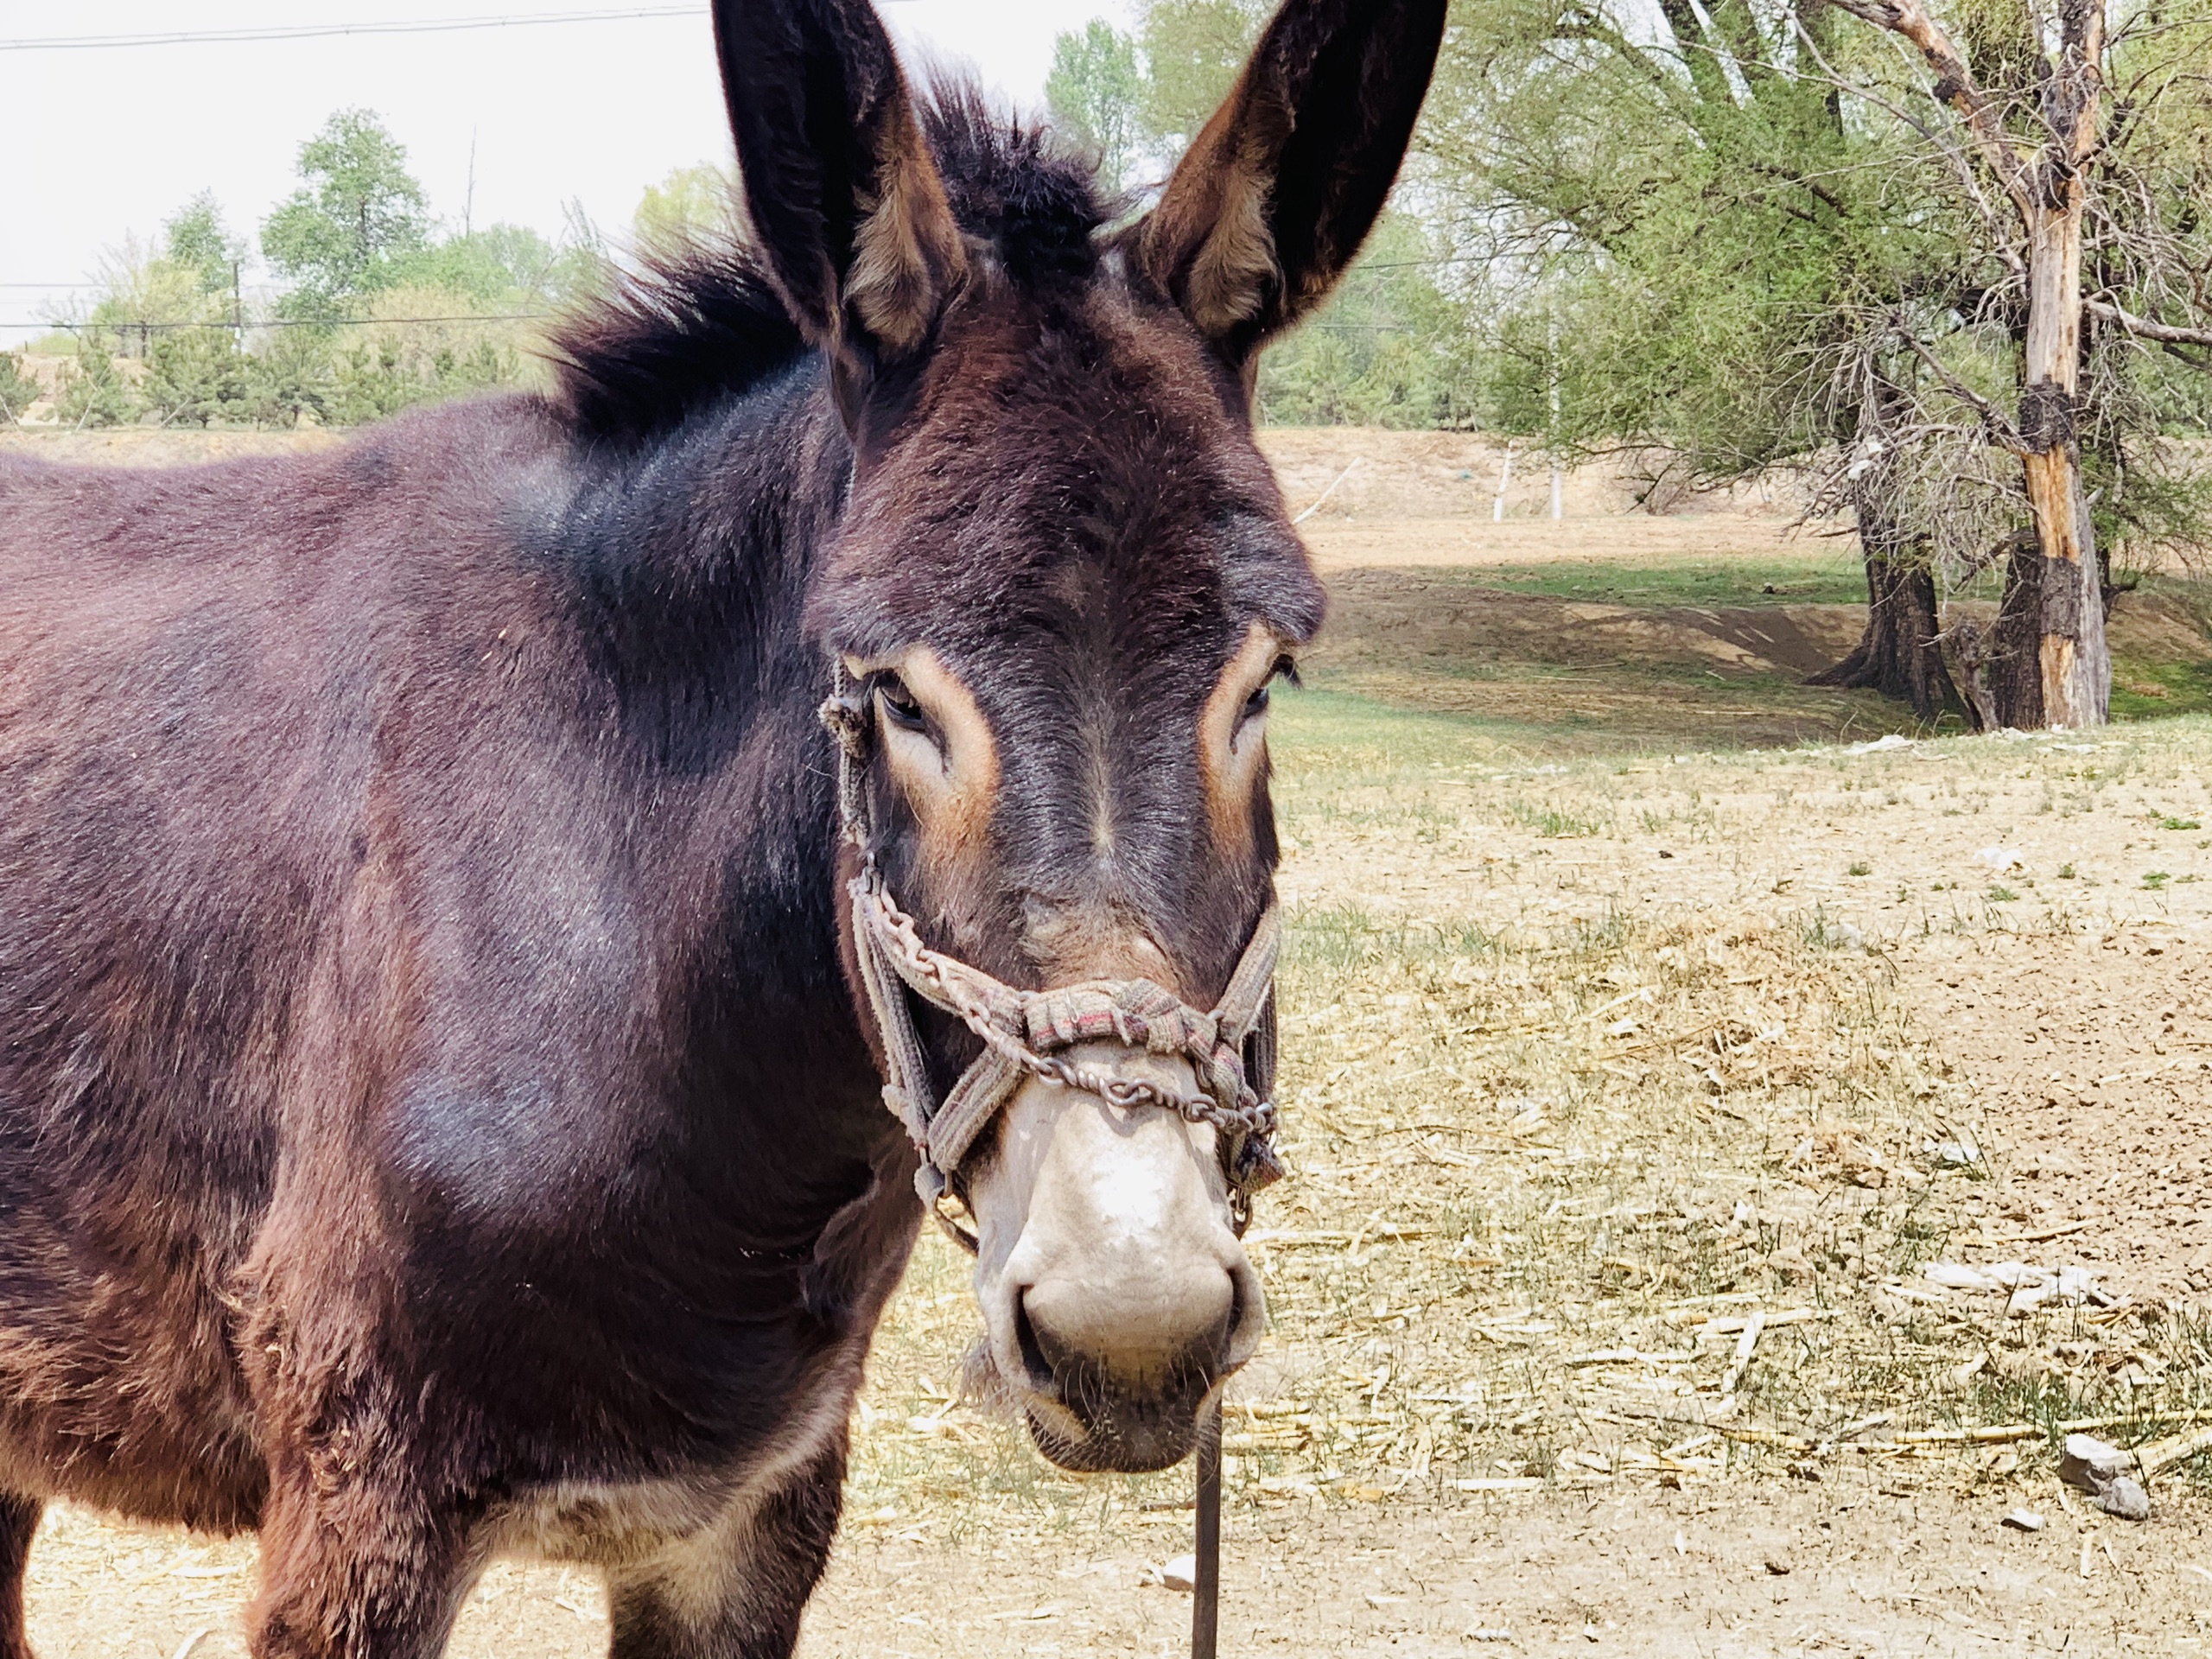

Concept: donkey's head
[[714, 0, 1444, 1471]]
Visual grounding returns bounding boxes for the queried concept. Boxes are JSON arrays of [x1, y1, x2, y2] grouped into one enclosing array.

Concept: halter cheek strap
[[819, 671, 1287, 1230]]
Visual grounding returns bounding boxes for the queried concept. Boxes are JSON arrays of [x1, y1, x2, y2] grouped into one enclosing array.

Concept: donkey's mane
[[548, 82, 1109, 445]]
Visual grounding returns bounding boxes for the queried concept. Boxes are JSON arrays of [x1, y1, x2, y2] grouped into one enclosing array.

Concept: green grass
[[2111, 654, 2212, 720], [1435, 553, 1869, 608]]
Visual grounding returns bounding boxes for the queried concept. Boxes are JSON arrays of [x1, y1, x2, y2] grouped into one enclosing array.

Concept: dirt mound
[[1257, 424, 1808, 524]]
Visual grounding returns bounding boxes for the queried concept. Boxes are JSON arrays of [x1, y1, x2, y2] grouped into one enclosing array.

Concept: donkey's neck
[[541, 361, 892, 1198], [552, 359, 851, 728]]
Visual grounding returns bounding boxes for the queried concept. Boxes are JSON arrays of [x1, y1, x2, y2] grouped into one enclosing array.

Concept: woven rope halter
[[819, 668, 1287, 1241]]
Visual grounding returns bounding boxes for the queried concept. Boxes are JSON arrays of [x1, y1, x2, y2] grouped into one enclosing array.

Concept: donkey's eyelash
[[874, 676, 928, 732], [1240, 658, 1296, 723]]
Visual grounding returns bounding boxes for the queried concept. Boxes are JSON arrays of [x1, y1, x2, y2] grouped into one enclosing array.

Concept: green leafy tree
[[1422, 0, 1988, 716], [390, 222, 589, 308], [1428, 0, 2212, 725], [1258, 215, 1467, 426], [1046, 21, 1146, 193], [143, 328, 252, 427], [262, 110, 430, 315], [632, 164, 737, 255], [86, 232, 215, 353], [1135, 0, 1267, 151], [163, 193, 247, 297], [239, 329, 334, 429]]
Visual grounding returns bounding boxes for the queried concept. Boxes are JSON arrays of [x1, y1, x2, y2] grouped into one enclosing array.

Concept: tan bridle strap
[[849, 872, 938, 1150]]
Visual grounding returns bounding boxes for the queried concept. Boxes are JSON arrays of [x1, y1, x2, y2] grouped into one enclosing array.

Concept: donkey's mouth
[[1019, 1381, 1216, 1475]]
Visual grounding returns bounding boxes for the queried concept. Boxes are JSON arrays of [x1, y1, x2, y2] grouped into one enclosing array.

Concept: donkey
[[0, 1, 1445, 1652]]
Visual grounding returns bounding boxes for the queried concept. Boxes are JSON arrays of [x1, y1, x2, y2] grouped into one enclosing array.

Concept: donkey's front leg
[[1, 1493, 41, 1659], [608, 1434, 847, 1659], [247, 1452, 483, 1659]]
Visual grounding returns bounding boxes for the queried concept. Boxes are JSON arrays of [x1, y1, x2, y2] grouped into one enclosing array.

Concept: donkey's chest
[[484, 1348, 859, 1567]]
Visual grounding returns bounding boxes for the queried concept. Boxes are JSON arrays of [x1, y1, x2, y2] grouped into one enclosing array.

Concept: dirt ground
[[31, 1478, 2212, 1657], [15, 425, 2212, 1655]]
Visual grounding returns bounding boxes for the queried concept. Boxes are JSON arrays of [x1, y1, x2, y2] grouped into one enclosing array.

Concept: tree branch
[[1786, 16, 2027, 276], [2083, 297, 2212, 350], [1891, 316, 2029, 452], [1822, 0, 2036, 217]]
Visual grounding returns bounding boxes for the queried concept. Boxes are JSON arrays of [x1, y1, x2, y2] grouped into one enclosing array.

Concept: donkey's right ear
[[711, 0, 966, 385]]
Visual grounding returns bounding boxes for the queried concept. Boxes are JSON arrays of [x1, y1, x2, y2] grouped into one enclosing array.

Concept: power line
[[0, 8, 697, 53], [5, 315, 557, 331]]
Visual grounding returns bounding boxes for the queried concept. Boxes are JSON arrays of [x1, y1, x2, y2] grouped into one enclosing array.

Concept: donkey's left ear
[[711, 0, 966, 384], [1131, 0, 1446, 366]]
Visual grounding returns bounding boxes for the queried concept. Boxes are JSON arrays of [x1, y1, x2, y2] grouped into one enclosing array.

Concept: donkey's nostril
[[1011, 1288, 1058, 1394]]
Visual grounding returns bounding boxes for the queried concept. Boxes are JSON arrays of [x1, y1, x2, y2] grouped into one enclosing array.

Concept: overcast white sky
[[0, 1, 1130, 346]]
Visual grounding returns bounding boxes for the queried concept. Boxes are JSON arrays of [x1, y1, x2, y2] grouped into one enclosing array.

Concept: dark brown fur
[[0, 3, 1441, 1653]]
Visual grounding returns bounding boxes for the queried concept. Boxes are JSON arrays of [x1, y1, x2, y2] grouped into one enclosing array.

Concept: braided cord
[[856, 881, 1281, 1159]]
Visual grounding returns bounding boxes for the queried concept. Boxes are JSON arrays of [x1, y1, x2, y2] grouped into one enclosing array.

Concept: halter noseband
[[819, 669, 1287, 1242]]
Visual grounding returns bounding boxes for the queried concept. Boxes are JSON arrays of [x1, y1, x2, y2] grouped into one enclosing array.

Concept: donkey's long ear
[[711, 0, 966, 377], [1132, 0, 1446, 365]]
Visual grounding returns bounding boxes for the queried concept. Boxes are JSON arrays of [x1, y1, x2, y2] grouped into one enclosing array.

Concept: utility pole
[[231, 260, 244, 346], [464, 127, 478, 238], [1548, 307, 1564, 522]]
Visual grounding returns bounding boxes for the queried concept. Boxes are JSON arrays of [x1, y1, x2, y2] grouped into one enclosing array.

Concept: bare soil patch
[[0, 427, 338, 467], [1919, 931, 2212, 1301], [29, 1478, 2212, 1656]]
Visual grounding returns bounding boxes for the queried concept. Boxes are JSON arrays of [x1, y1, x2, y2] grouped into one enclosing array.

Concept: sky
[[0, 0, 1130, 346]]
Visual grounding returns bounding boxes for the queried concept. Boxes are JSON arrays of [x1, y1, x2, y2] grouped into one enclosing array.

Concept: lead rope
[[1194, 1397, 1224, 1659], [822, 664, 1272, 1659]]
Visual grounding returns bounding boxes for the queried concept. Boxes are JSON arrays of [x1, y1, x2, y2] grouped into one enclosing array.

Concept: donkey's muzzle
[[972, 1045, 1268, 1474], [1012, 1268, 1250, 1472]]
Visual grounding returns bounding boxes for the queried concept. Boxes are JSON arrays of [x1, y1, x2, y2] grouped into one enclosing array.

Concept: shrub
[[0, 352, 41, 423], [143, 328, 253, 427], [51, 331, 143, 428]]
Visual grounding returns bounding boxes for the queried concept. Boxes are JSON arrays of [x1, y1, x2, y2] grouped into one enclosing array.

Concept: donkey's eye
[[876, 677, 928, 733], [1239, 657, 1295, 727]]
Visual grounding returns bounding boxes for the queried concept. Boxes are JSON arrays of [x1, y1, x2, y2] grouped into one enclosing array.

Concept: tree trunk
[[2011, 0, 2110, 728], [1809, 375, 1961, 721], [1986, 537, 2047, 728], [2016, 244, 2111, 727], [1808, 529, 1960, 721]]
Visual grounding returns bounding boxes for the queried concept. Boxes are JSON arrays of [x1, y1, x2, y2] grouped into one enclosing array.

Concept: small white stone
[[1158, 1554, 1199, 1593], [2000, 1509, 2044, 1532]]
